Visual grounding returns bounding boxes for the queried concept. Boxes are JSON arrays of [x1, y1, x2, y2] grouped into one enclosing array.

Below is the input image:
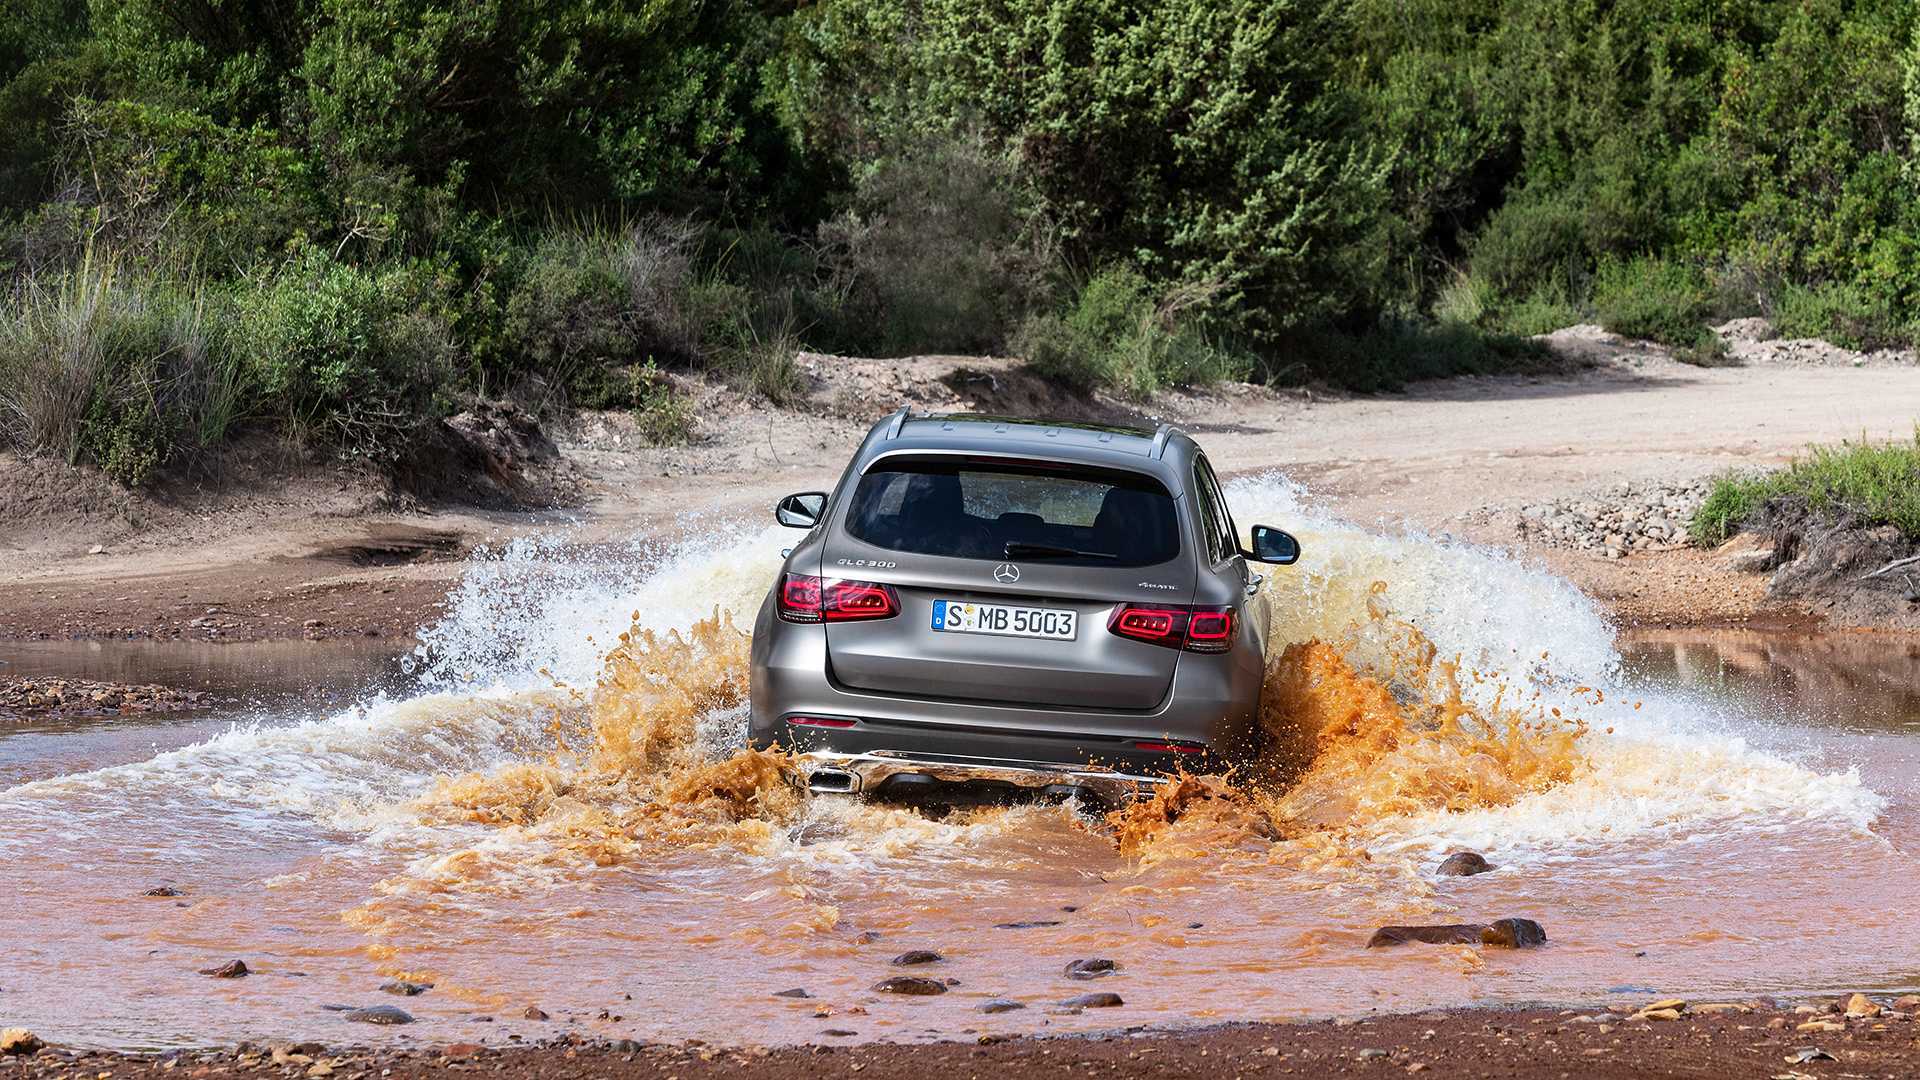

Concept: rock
[[1766, 1017, 1790, 1030], [380, 980, 431, 996], [610, 1039, 644, 1053], [978, 999, 1026, 1014], [1844, 993, 1881, 1018], [1638, 1008, 1683, 1021], [1894, 995, 1920, 1010], [1355, 1048, 1389, 1060], [522, 1007, 550, 1021], [200, 959, 250, 978], [1063, 957, 1118, 980], [822, 1029, 858, 1037], [88, 544, 107, 555], [773, 988, 812, 999], [1060, 992, 1123, 1008], [994, 921, 1063, 930], [1435, 851, 1493, 877], [890, 950, 943, 966], [1480, 919, 1547, 948], [143, 886, 183, 897], [1796, 1020, 1845, 1033], [853, 931, 883, 945], [1366, 925, 1484, 948], [343, 1006, 414, 1025], [0, 1028, 42, 1056], [871, 977, 947, 996], [1787, 1047, 1836, 1063]]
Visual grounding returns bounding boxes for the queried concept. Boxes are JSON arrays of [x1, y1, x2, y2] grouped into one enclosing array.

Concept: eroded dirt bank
[[7, 1002, 1918, 1080], [6, 336, 1920, 642]]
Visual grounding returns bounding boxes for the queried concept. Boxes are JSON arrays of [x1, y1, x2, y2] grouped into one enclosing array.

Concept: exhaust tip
[[806, 768, 859, 794]]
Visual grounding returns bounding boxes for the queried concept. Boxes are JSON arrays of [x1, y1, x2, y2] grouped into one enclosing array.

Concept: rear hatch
[[820, 456, 1195, 710]]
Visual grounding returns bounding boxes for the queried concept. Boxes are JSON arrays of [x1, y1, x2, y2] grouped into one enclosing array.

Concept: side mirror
[[775, 491, 828, 529], [1246, 524, 1300, 565]]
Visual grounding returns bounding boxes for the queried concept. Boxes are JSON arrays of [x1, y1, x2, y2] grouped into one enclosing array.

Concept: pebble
[[1355, 1048, 1389, 1060], [773, 988, 812, 999], [1060, 992, 1123, 1008], [342, 1006, 414, 1025], [891, 950, 943, 966], [1063, 958, 1118, 979], [1845, 993, 1881, 1018], [200, 959, 250, 978], [142, 886, 183, 897], [978, 999, 1026, 1014], [522, 1006, 550, 1021], [870, 977, 947, 996], [994, 920, 1063, 929], [380, 980, 431, 996], [1505, 479, 1712, 556], [1797, 1020, 1845, 1033]]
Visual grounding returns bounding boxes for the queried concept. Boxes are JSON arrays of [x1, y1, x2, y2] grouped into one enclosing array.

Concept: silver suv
[[748, 410, 1299, 806]]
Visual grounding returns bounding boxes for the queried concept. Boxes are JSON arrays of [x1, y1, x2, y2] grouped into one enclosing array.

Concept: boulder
[[0, 1029, 42, 1056], [1060, 992, 1124, 1008], [890, 950, 943, 966], [1435, 851, 1494, 877], [1480, 918, 1547, 948], [1366, 925, 1484, 948], [1063, 958, 1118, 980], [871, 976, 947, 996], [343, 1006, 414, 1025], [200, 959, 250, 978], [978, 999, 1026, 1014]]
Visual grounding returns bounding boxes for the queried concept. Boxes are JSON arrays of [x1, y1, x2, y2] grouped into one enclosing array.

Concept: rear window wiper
[[1004, 541, 1116, 560]]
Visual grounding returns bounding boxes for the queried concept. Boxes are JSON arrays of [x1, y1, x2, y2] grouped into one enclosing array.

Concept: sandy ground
[[6, 1001, 1917, 1079], [6, 335, 1920, 642]]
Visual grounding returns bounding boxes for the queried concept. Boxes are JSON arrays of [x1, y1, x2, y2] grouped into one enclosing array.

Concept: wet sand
[[9, 1004, 1919, 1079]]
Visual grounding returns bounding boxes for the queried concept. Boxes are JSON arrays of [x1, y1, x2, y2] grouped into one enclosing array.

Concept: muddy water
[[1, 488, 1913, 1051]]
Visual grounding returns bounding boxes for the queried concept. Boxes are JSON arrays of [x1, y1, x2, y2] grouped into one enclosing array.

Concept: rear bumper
[[797, 749, 1165, 803]]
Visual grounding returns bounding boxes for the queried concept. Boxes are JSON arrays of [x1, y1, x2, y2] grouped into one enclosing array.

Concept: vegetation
[[1691, 435, 1920, 546], [1, 0, 1917, 485]]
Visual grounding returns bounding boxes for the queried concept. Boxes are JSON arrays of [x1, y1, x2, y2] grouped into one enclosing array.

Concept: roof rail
[[883, 404, 912, 440], [1149, 423, 1180, 459]]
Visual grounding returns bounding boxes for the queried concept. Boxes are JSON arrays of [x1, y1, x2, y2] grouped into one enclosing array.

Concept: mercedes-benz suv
[[748, 409, 1299, 805]]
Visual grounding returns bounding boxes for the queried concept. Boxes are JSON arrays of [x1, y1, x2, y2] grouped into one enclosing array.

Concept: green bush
[[1691, 434, 1920, 545], [1016, 268, 1247, 400], [1469, 192, 1590, 302], [231, 249, 456, 459], [1591, 257, 1714, 347], [1771, 281, 1908, 351]]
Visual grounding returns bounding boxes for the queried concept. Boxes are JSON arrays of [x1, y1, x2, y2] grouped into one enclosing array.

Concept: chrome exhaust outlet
[[806, 768, 860, 794]]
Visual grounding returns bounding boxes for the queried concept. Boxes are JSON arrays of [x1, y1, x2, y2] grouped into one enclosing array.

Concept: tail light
[[787, 715, 858, 729], [777, 574, 900, 623], [1134, 739, 1207, 754], [1106, 605, 1235, 653]]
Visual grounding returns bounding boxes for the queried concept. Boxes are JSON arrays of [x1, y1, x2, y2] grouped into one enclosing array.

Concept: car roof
[[854, 408, 1199, 483]]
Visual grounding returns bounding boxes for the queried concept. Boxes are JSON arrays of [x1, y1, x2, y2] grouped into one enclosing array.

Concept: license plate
[[931, 599, 1077, 640]]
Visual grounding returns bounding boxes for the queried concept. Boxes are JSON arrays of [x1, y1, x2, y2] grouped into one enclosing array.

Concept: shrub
[[230, 250, 456, 460], [1770, 281, 1907, 351], [1591, 257, 1713, 347], [1469, 192, 1589, 301], [1016, 268, 1247, 400], [629, 361, 695, 445], [0, 255, 238, 484], [1262, 320, 1555, 393], [815, 136, 1054, 355]]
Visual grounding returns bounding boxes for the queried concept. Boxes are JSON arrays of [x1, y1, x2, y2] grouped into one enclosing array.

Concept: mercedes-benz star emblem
[[993, 563, 1021, 584]]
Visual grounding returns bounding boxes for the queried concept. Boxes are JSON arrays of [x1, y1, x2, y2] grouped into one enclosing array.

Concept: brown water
[[1, 486, 1912, 1051]]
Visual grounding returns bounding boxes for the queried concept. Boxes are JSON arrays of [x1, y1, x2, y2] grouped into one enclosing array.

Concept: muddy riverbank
[[6, 1001, 1918, 1080]]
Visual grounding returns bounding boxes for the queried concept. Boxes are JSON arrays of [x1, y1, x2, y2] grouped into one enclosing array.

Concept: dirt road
[[4, 336, 1920, 641]]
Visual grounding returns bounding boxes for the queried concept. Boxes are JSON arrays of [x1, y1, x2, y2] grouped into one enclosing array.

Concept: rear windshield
[[844, 458, 1181, 566]]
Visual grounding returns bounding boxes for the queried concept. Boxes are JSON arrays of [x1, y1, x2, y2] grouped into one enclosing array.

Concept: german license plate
[[931, 599, 1077, 640]]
